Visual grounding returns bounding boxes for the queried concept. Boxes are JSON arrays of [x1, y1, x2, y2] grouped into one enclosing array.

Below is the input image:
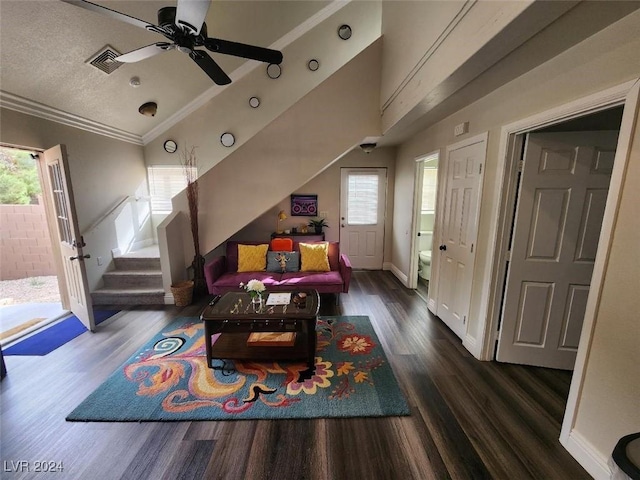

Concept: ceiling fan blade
[[60, 0, 157, 31], [176, 0, 210, 35], [189, 50, 231, 85], [115, 43, 173, 63], [205, 38, 283, 65]]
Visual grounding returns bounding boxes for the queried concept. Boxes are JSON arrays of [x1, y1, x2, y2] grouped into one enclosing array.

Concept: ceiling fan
[[61, 0, 283, 85]]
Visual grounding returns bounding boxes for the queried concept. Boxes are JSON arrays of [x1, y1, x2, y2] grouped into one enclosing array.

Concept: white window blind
[[347, 174, 378, 225], [421, 168, 438, 211], [147, 166, 196, 214]]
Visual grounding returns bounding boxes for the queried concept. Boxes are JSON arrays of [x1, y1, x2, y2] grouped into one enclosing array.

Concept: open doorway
[[411, 153, 439, 300], [0, 146, 67, 346], [495, 106, 624, 370]]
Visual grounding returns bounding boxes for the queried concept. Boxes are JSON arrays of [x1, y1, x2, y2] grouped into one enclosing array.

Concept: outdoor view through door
[[340, 168, 386, 269]]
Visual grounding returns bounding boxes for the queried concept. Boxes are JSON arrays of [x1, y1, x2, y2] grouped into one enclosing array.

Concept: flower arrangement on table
[[240, 279, 266, 303]]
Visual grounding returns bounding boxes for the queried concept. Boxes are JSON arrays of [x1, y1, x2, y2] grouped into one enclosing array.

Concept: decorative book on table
[[247, 332, 296, 347]]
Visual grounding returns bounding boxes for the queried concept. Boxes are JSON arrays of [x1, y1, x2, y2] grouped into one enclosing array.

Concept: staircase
[[91, 246, 165, 306]]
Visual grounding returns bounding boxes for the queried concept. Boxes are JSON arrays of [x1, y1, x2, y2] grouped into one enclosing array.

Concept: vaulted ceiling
[[0, 1, 329, 139]]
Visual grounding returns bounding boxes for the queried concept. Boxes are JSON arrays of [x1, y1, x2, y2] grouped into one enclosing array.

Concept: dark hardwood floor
[[0, 271, 589, 479]]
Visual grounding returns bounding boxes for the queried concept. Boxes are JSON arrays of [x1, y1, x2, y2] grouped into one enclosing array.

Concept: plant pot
[[314, 227, 323, 234], [171, 280, 194, 307]]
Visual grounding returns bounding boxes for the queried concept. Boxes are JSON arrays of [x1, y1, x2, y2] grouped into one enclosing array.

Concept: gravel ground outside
[[0, 276, 61, 305]]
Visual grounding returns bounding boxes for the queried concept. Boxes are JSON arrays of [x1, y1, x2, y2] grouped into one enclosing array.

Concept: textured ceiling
[[0, 0, 329, 139]]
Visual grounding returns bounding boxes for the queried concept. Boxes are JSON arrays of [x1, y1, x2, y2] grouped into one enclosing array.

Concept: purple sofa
[[204, 240, 352, 297]]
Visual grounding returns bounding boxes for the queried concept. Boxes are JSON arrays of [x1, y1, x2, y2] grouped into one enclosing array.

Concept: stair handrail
[[82, 195, 150, 235]]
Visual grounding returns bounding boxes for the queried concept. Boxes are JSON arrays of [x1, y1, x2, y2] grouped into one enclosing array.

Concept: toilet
[[418, 231, 433, 280]]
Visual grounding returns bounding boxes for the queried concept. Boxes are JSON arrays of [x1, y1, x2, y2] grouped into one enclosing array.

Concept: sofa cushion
[[212, 271, 281, 289], [270, 238, 293, 251], [299, 242, 330, 272], [237, 244, 268, 272], [280, 271, 344, 287], [266, 251, 299, 273]]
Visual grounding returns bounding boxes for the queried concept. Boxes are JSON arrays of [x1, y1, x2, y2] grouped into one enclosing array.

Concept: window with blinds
[[347, 174, 378, 225], [147, 166, 196, 214]]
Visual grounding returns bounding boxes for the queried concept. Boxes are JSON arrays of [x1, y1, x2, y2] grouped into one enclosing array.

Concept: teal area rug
[[67, 315, 409, 421]]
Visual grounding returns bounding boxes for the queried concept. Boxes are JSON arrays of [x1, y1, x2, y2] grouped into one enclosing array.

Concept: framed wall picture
[[290, 194, 318, 216]]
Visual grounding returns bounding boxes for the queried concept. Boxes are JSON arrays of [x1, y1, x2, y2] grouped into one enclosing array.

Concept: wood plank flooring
[[0, 271, 589, 479]]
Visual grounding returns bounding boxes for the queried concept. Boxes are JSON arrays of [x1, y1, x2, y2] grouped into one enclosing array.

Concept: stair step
[[92, 287, 165, 306], [102, 270, 163, 288], [113, 256, 161, 271]]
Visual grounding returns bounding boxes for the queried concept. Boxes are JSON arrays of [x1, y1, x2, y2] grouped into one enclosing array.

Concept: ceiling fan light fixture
[[360, 143, 377, 154], [138, 101, 158, 117]]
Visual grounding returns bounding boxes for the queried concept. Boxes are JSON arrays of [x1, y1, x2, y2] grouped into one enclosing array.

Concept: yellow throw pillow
[[299, 242, 330, 272], [237, 244, 268, 272]]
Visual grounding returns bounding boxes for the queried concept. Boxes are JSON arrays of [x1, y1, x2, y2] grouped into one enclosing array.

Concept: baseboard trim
[[463, 334, 483, 360], [388, 263, 409, 287], [164, 293, 175, 305], [561, 430, 610, 480]]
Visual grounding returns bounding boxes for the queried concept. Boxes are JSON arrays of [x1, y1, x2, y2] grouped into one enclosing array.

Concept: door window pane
[[348, 174, 378, 225]]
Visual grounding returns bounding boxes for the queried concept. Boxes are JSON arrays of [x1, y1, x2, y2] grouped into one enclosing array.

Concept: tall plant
[[181, 146, 206, 296]]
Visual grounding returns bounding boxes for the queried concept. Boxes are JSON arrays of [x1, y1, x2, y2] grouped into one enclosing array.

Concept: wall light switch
[[319, 211, 328, 218], [97, 256, 103, 266]]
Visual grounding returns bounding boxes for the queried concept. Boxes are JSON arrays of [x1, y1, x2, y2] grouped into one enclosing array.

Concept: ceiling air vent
[[87, 45, 123, 75]]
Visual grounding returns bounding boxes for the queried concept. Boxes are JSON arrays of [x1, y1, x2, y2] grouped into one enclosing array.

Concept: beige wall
[[0, 108, 151, 289], [572, 94, 640, 460], [144, 1, 381, 174], [229, 146, 396, 264], [390, 8, 640, 469], [168, 40, 384, 269]]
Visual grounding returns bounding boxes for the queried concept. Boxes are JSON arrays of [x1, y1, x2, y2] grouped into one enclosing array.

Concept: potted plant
[[308, 218, 329, 234]]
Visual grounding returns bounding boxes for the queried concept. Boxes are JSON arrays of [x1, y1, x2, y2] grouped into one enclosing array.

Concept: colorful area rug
[[67, 315, 410, 421], [4, 310, 119, 356]]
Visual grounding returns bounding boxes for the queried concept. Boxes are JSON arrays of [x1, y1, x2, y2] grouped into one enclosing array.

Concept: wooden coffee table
[[200, 290, 320, 378]]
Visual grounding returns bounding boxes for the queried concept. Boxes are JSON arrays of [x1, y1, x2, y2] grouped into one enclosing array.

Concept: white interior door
[[435, 134, 486, 339], [43, 145, 96, 331], [340, 168, 386, 269], [497, 131, 618, 369]]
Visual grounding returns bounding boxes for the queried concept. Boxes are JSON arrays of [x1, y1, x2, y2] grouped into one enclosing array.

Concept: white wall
[[0, 108, 151, 289]]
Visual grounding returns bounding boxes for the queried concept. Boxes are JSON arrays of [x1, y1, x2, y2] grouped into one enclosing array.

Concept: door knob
[[439, 245, 447, 251], [69, 254, 91, 261]]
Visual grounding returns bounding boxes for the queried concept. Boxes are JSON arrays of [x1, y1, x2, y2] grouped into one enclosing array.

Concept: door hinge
[[463, 315, 467, 324], [470, 243, 474, 253], [479, 163, 483, 175], [518, 159, 524, 172], [506, 250, 511, 261]]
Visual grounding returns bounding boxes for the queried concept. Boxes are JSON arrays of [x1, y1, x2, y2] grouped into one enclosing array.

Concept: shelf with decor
[[271, 232, 325, 241]]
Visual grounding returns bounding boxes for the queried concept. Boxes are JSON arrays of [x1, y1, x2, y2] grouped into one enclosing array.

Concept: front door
[[435, 134, 486, 339], [496, 131, 618, 369], [340, 168, 387, 269], [43, 145, 96, 331]]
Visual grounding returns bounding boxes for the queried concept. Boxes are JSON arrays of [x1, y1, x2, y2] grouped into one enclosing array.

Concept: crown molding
[[141, 0, 352, 145], [0, 91, 143, 145], [1, 1, 351, 148]]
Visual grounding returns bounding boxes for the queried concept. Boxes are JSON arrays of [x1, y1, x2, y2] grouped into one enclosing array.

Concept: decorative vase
[[251, 293, 263, 312]]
